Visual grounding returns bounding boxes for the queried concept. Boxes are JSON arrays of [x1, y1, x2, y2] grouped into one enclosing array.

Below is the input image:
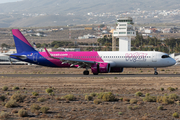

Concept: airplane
[[7, 29, 176, 75]]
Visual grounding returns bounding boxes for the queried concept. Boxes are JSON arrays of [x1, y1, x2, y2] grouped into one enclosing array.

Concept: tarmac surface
[[0, 74, 179, 77]]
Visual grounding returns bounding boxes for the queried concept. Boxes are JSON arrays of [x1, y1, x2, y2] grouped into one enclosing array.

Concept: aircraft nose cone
[[171, 58, 176, 66]]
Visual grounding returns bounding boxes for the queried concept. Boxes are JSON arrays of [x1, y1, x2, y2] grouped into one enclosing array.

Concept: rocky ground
[[0, 65, 180, 119]]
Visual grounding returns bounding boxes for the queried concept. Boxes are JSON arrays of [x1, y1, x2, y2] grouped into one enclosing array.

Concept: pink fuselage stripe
[[39, 51, 104, 67], [12, 29, 32, 47]]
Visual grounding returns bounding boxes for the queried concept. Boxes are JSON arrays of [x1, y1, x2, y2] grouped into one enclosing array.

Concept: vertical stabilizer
[[12, 29, 36, 53]]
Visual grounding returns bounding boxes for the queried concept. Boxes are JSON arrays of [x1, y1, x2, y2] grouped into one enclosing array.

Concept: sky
[[0, 0, 22, 4]]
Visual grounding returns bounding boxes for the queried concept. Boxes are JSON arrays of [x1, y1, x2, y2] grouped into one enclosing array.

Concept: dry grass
[[0, 65, 179, 119]]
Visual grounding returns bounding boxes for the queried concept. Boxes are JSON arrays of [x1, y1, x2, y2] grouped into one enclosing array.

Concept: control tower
[[113, 17, 136, 51]]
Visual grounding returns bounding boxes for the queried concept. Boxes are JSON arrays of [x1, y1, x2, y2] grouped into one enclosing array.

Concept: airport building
[[113, 17, 136, 51]]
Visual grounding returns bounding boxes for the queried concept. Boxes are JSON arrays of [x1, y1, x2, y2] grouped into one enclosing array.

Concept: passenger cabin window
[[162, 55, 170, 58]]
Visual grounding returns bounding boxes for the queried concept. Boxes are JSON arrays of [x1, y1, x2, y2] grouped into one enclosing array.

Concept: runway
[[0, 74, 180, 77]]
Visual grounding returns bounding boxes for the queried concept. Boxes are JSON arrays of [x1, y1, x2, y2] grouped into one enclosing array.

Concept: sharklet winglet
[[44, 48, 59, 60], [44, 48, 52, 57]]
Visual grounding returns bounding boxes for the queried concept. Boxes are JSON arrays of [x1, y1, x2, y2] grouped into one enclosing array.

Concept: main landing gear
[[83, 68, 89, 75], [154, 67, 158, 75]]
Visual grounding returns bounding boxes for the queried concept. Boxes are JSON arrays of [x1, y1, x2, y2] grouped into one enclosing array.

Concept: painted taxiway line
[[0, 74, 179, 78]]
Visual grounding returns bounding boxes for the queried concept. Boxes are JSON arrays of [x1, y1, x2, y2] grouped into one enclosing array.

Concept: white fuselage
[[98, 51, 176, 68]]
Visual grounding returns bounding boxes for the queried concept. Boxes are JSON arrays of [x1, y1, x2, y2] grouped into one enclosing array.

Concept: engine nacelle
[[110, 67, 124, 73], [91, 63, 110, 74]]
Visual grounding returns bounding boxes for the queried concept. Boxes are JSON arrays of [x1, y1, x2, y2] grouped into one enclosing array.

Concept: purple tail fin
[[12, 29, 36, 53]]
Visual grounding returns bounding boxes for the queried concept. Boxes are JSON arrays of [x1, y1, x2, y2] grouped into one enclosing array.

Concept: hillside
[[0, 0, 179, 14], [0, 0, 180, 27]]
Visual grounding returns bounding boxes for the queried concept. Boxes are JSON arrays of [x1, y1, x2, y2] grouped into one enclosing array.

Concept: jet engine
[[91, 63, 110, 75]]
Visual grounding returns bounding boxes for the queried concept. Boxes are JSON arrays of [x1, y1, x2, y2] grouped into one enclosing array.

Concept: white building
[[162, 28, 172, 33], [113, 17, 136, 51], [78, 34, 97, 39], [145, 29, 152, 34]]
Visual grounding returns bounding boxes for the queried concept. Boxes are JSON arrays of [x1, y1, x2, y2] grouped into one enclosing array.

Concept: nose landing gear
[[154, 67, 158, 75], [83, 68, 89, 75], [83, 70, 89, 75]]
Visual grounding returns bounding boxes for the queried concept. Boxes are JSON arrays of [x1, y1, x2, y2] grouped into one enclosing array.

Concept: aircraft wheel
[[83, 71, 89, 75], [154, 72, 158, 75]]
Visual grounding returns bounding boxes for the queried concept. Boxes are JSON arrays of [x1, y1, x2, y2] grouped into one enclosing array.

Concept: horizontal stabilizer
[[5, 54, 27, 60]]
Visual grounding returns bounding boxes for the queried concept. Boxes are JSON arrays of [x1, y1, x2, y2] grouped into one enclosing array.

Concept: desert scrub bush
[[12, 86, 19, 90], [133, 105, 139, 109], [10, 93, 26, 102], [97, 92, 116, 101], [156, 96, 174, 104], [143, 96, 156, 102], [62, 94, 76, 101], [119, 98, 123, 101], [172, 112, 179, 118], [169, 94, 178, 100], [127, 105, 133, 110], [45, 88, 53, 94], [90, 92, 97, 97], [167, 87, 175, 92], [32, 92, 39, 96], [160, 88, 164, 91], [130, 99, 137, 104], [135, 91, 143, 97], [0, 95, 6, 102], [30, 104, 41, 113], [94, 99, 102, 105], [5, 100, 18, 108], [2, 86, 8, 91], [49, 92, 55, 96], [18, 109, 28, 117], [97, 92, 105, 99], [0, 112, 9, 119], [24, 91, 28, 94], [102, 92, 116, 102], [85, 95, 93, 101], [40, 106, 49, 113], [118, 112, 123, 115], [145, 93, 150, 97], [38, 98, 46, 102], [157, 106, 163, 110]]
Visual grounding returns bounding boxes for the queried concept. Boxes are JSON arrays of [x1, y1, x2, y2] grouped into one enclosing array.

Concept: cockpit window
[[162, 55, 170, 58]]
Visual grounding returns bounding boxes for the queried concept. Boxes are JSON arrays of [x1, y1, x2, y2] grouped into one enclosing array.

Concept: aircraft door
[[152, 52, 157, 62], [33, 53, 38, 62]]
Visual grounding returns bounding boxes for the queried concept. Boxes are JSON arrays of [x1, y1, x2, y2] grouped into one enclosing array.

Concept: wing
[[44, 48, 97, 68]]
